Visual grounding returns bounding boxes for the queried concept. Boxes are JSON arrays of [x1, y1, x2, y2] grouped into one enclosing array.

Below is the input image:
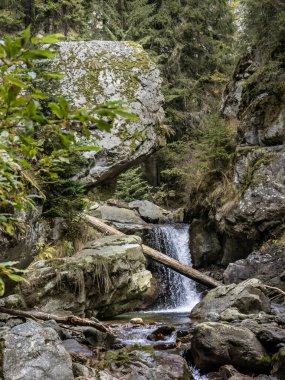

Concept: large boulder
[[49, 41, 165, 185], [128, 200, 169, 223], [191, 279, 271, 320], [97, 347, 194, 380], [1, 321, 74, 380], [224, 245, 285, 292], [18, 235, 152, 318], [191, 322, 269, 373], [91, 204, 146, 225]]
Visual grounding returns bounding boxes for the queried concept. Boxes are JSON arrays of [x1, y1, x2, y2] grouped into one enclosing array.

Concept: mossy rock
[[48, 40, 165, 185]]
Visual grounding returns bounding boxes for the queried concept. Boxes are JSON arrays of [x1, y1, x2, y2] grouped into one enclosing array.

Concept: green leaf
[[32, 34, 64, 45], [5, 76, 28, 89], [115, 110, 139, 120], [48, 102, 64, 118], [21, 26, 31, 48], [7, 274, 28, 283]]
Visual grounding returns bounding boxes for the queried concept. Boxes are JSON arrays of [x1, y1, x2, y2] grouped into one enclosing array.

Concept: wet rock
[[147, 325, 175, 341], [50, 41, 164, 186], [190, 219, 222, 268], [191, 322, 269, 373], [271, 347, 285, 380], [63, 339, 93, 357], [2, 321, 74, 380], [191, 279, 271, 320], [130, 317, 144, 325], [19, 235, 152, 318], [82, 327, 115, 348]]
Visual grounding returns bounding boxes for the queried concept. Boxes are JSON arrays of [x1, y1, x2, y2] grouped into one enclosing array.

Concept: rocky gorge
[[1, 13, 285, 380]]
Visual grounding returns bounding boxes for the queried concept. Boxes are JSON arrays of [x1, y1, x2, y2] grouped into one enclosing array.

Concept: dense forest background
[[1, 0, 285, 215]]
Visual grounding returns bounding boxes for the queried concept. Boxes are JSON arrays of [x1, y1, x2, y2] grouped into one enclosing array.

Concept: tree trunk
[[84, 215, 220, 289], [0, 306, 113, 334]]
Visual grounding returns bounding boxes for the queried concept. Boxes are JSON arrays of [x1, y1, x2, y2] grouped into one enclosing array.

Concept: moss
[[101, 345, 155, 370], [242, 153, 273, 192], [261, 355, 272, 366]]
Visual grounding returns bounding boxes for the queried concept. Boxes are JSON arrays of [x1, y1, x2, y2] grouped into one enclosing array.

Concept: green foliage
[[114, 167, 151, 202], [156, 114, 236, 206], [241, 0, 285, 52], [0, 261, 28, 296], [0, 27, 129, 235], [195, 114, 236, 170]]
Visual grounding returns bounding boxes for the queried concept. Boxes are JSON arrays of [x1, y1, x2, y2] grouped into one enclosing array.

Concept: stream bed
[[105, 224, 207, 379]]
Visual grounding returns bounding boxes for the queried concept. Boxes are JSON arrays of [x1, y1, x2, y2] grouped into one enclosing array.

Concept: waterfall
[[149, 224, 201, 312]]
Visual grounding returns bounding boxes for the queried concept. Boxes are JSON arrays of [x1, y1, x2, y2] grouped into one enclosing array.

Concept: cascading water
[[149, 224, 201, 312]]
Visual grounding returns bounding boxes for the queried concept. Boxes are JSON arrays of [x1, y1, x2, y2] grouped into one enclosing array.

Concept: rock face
[[190, 219, 222, 268], [18, 235, 152, 318], [50, 41, 165, 185], [191, 279, 271, 321], [216, 48, 285, 256], [191, 47, 285, 265], [191, 322, 269, 373], [224, 245, 285, 291], [2, 321, 74, 380]]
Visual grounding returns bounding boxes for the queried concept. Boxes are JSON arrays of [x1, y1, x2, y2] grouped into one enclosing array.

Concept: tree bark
[[0, 306, 112, 334], [84, 214, 220, 289]]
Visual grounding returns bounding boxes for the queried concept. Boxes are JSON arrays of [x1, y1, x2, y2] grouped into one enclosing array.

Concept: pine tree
[[34, 0, 87, 35], [240, 0, 285, 52]]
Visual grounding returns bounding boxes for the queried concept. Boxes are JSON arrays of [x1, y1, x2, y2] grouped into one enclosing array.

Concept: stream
[[107, 224, 207, 379]]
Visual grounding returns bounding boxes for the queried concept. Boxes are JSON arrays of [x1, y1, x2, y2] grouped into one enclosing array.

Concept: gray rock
[[271, 347, 285, 380], [49, 41, 165, 185], [208, 365, 255, 380], [128, 200, 168, 223], [256, 325, 285, 352], [191, 322, 269, 373], [224, 246, 285, 292], [2, 321, 74, 380], [191, 279, 271, 320], [190, 219, 222, 268], [98, 347, 194, 380], [19, 235, 152, 318], [91, 204, 146, 224]]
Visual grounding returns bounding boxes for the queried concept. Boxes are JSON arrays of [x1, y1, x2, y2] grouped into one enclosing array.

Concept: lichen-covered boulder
[[2, 321, 74, 380], [191, 322, 269, 373], [190, 279, 271, 321], [49, 41, 165, 185], [18, 235, 152, 318]]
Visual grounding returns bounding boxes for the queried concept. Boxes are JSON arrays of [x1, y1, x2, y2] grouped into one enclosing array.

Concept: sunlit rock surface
[[49, 41, 165, 185]]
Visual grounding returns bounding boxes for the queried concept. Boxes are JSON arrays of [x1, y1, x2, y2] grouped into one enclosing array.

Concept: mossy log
[[84, 215, 220, 289]]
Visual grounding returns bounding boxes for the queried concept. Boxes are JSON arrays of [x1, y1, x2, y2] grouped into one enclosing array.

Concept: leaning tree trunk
[[84, 215, 220, 289]]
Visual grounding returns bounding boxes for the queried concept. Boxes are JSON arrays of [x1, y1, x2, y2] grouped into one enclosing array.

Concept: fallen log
[[0, 306, 112, 334], [84, 214, 220, 289]]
